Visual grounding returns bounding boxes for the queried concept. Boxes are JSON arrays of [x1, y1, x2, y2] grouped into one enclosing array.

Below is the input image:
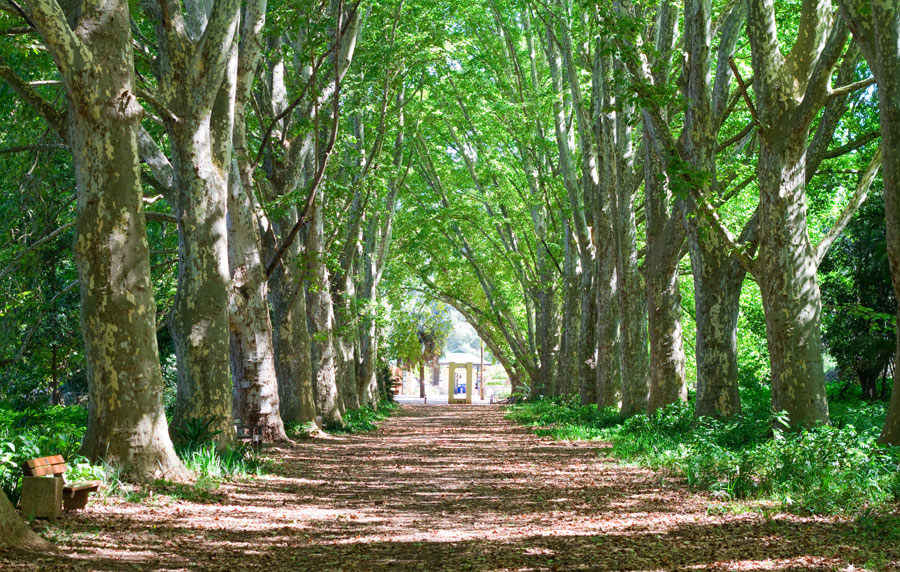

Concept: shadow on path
[[1, 405, 897, 571]]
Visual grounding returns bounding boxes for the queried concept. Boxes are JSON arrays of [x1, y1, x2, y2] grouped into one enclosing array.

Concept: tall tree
[[838, 0, 900, 444], [1, 0, 187, 479], [744, 0, 846, 427], [227, 0, 289, 441], [143, 0, 241, 441]]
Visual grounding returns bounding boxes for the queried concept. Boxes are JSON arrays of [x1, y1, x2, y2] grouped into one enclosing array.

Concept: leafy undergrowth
[[7, 405, 900, 572], [508, 384, 900, 515], [0, 405, 88, 504], [324, 399, 399, 434], [0, 404, 266, 506]]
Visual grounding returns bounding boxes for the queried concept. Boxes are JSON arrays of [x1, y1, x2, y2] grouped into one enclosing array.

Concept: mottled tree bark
[[643, 140, 687, 414], [307, 197, 343, 426], [746, 0, 847, 426], [594, 53, 623, 409], [227, 0, 288, 441], [615, 103, 650, 416], [148, 0, 241, 443], [690, 235, 746, 418], [266, 220, 316, 425], [640, 3, 687, 415], [558, 226, 580, 397], [838, 0, 900, 444], [17, 0, 186, 479], [228, 161, 288, 441]]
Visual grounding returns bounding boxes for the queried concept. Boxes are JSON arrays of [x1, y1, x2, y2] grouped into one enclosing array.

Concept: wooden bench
[[234, 419, 264, 450], [19, 455, 101, 520]]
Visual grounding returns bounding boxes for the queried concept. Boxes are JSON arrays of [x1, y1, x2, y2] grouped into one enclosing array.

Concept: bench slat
[[64, 481, 101, 495], [24, 463, 68, 477], [24, 455, 65, 469]]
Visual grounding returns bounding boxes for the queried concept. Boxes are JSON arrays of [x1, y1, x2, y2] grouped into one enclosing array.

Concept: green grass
[[508, 385, 900, 515], [0, 403, 267, 505], [325, 399, 399, 434], [176, 443, 267, 479]]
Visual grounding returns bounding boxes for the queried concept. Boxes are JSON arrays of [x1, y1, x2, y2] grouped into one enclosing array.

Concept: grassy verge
[[508, 385, 900, 515], [325, 399, 399, 434], [1, 404, 266, 505]]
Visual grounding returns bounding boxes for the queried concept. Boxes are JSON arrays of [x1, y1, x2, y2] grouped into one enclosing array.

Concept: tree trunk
[[227, 161, 288, 441], [431, 356, 441, 387], [558, 225, 580, 397], [22, 0, 187, 479], [225, 0, 287, 441], [307, 197, 343, 425], [168, 119, 236, 443], [578, 262, 598, 404], [643, 120, 687, 415], [153, 0, 241, 444], [690, 233, 745, 418], [0, 490, 52, 551], [838, 0, 900, 443], [645, 257, 687, 413], [596, 253, 622, 408], [419, 361, 426, 398], [756, 132, 830, 427], [267, 227, 316, 425], [746, 0, 844, 428], [877, 54, 900, 444], [616, 112, 650, 416]]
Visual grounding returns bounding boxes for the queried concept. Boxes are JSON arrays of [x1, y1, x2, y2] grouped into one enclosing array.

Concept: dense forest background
[[1, 0, 899, 547]]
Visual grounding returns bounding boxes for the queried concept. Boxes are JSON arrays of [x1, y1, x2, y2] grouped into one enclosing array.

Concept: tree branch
[[828, 75, 875, 98], [815, 145, 882, 265], [0, 56, 66, 137]]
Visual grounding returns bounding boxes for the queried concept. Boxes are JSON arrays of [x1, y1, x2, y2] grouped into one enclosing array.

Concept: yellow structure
[[448, 362, 473, 404]]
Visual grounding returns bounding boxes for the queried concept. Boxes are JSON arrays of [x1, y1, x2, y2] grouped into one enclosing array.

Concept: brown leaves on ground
[[0, 405, 897, 571]]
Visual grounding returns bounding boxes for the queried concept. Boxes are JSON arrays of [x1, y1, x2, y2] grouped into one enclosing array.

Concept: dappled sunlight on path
[[1, 405, 895, 571]]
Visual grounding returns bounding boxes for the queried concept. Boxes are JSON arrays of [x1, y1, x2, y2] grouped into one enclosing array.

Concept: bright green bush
[[325, 399, 399, 434], [509, 390, 900, 515], [0, 405, 88, 503]]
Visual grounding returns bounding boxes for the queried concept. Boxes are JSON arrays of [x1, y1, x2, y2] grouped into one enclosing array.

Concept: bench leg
[[63, 490, 92, 511], [19, 476, 62, 521]]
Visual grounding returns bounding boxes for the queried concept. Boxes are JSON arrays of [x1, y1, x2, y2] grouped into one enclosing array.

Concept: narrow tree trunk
[[643, 122, 687, 415], [690, 234, 745, 418], [878, 81, 900, 442], [578, 261, 598, 404], [616, 114, 650, 416], [307, 198, 343, 425], [534, 286, 557, 397], [646, 262, 687, 413], [419, 361, 426, 399], [267, 233, 316, 424], [558, 225, 580, 397], [431, 356, 441, 387], [226, 0, 287, 441], [227, 161, 288, 441], [596, 252, 622, 407]]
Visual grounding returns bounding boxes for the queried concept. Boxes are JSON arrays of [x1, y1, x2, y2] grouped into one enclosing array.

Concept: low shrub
[[325, 399, 399, 434], [509, 392, 900, 515], [0, 405, 88, 504]]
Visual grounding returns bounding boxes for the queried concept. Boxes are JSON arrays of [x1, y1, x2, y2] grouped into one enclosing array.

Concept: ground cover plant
[[508, 385, 900, 516], [0, 404, 266, 507], [324, 399, 399, 434]]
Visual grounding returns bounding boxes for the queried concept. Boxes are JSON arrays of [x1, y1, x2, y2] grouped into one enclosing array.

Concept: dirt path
[[1, 405, 896, 571]]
